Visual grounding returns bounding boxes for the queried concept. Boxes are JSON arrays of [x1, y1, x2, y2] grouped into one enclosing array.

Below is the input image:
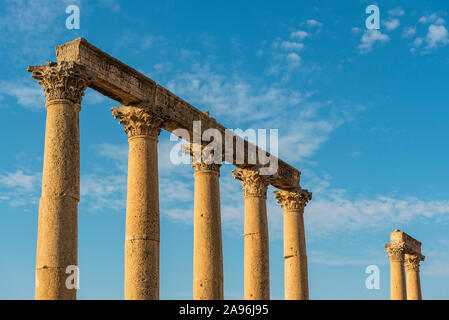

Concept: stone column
[[405, 253, 424, 300], [274, 188, 312, 300], [185, 144, 224, 300], [28, 62, 94, 300], [386, 243, 407, 300], [112, 106, 166, 300], [233, 169, 270, 300]]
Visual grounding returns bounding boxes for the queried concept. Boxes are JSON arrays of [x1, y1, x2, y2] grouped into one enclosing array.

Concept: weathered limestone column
[[112, 106, 166, 300], [185, 144, 224, 300], [28, 62, 94, 300], [233, 169, 270, 300], [274, 188, 312, 300], [385, 243, 407, 300], [405, 253, 424, 300]]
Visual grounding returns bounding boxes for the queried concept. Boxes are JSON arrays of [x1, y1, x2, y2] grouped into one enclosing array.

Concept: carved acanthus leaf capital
[[27, 61, 95, 105], [404, 254, 425, 272], [274, 188, 312, 211], [385, 242, 406, 261], [182, 143, 222, 173], [232, 168, 270, 199], [111, 106, 166, 138]]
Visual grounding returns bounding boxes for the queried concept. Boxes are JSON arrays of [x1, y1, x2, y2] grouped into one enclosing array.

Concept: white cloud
[[0, 80, 45, 110], [383, 19, 400, 31], [290, 30, 308, 41], [402, 27, 416, 38], [351, 27, 362, 34], [357, 30, 390, 54], [388, 7, 405, 17], [413, 37, 424, 48], [80, 174, 126, 211], [306, 19, 323, 27], [305, 187, 449, 236], [425, 24, 449, 50], [419, 13, 445, 25], [166, 64, 303, 122], [0, 170, 40, 190], [280, 41, 304, 51], [286, 52, 301, 69]]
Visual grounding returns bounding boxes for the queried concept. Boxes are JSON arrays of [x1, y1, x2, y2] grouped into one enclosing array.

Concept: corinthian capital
[[27, 61, 95, 105], [404, 253, 425, 272], [111, 106, 166, 138], [385, 242, 406, 261], [181, 143, 222, 173], [232, 168, 270, 199], [274, 188, 312, 211]]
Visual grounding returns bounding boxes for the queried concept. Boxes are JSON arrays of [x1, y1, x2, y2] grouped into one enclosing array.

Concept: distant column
[[233, 168, 270, 300], [386, 243, 407, 300], [274, 188, 312, 300], [404, 253, 424, 300], [112, 106, 166, 300], [28, 62, 94, 300]]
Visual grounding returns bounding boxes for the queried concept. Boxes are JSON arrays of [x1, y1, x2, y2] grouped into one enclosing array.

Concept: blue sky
[[1, 0, 449, 299]]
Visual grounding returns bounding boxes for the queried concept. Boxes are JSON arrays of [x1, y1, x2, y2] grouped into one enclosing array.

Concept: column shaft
[[124, 134, 160, 299], [193, 164, 223, 300], [29, 61, 93, 300], [390, 259, 407, 300], [405, 254, 424, 300], [406, 270, 422, 300], [36, 100, 80, 300], [283, 207, 308, 300], [274, 188, 312, 300], [112, 106, 164, 300], [244, 196, 270, 300]]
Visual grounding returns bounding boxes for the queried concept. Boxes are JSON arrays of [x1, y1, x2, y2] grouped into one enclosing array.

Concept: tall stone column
[[233, 169, 270, 300], [404, 253, 424, 300], [28, 62, 94, 300], [185, 143, 224, 300], [112, 106, 165, 300], [274, 188, 312, 300], [386, 243, 407, 300]]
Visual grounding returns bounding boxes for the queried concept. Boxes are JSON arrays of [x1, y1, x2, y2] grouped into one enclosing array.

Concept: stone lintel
[[388, 229, 423, 257], [55, 38, 300, 189]]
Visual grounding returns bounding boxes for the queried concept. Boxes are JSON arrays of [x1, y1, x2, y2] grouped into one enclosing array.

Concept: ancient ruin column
[[28, 62, 94, 300], [274, 188, 312, 300], [386, 243, 407, 300], [112, 106, 166, 300], [233, 169, 270, 300], [405, 254, 424, 300], [185, 143, 223, 300]]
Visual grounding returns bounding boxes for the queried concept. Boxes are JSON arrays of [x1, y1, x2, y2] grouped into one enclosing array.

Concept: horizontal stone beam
[[390, 229, 423, 256], [55, 38, 300, 189]]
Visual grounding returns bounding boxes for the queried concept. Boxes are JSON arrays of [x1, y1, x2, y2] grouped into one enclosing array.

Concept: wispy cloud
[[383, 19, 400, 31], [425, 24, 449, 50], [0, 80, 45, 110], [305, 19, 323, 28], [419, 13, 445, 25], [402, 27, 416, 39], [357, 30, 390, 54], [388, 7, 405, 17]]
